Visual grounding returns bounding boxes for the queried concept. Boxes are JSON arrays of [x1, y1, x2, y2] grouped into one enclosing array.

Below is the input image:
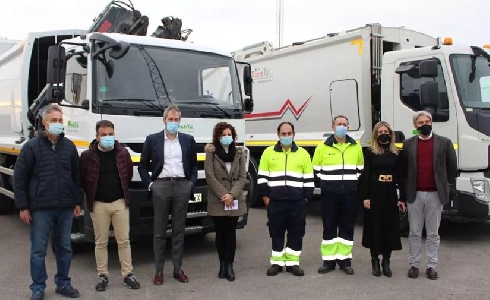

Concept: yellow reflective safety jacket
[[258, 142, 314, 201], [312, 135, 364, 194]]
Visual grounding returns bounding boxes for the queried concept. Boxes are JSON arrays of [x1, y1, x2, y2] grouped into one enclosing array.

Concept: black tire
[[247, 156, 262, 207], [0, 173, 13, 215]]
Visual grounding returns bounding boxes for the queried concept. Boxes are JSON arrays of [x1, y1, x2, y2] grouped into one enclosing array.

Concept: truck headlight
[[470, 178, 490, 203]]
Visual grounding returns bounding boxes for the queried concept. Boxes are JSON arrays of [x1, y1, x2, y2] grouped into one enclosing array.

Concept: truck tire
[[0, 173, 13, 215], [247, 156, 263, 207]]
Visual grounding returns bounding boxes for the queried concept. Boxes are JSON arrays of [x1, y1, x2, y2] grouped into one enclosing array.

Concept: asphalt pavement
[[1, 201, 489, 300]]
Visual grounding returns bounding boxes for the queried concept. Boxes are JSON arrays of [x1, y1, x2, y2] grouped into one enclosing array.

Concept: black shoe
[[286, 265, 305, 276], [371, 259, 381, 277], [382, 260, 392, 278], [218, 261, 227, 279], [123, 273, 141, 289], [226, 263, 235, 281], [266, 264, 283, 276], [30, 291, 44, 300], [318, 264, 336, 274], [340, 266, 354, 275], [55, 284, 80, 298], [95, 275, 109, 292]]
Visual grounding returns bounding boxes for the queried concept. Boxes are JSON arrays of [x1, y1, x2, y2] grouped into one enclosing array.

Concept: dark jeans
[[30, 208, 74, 293], [212, 216, 239, 263]]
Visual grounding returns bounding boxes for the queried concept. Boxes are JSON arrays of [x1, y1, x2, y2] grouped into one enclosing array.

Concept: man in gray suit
[[401, 111, 457, 280]]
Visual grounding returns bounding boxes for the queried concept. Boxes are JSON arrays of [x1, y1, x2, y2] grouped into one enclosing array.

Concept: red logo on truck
[[245, 97, 312, 121]]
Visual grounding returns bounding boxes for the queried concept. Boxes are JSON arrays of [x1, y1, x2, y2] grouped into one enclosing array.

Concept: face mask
[[280, 136, 293, 147], [417, 124, 432, 136], [100, 136, 115, 149], [220, 136, 233, 146], [165, 122, 179, 134], [47, 123, 64, 136], [377, 133, 391, 144], [335, 125, 348, 138]]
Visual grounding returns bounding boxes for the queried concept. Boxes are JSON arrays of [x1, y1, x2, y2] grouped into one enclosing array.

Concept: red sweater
[[417, 137, 437, 191]]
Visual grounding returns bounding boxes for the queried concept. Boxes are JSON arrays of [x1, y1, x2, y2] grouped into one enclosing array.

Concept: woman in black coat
[[358, 121, 406, 277]]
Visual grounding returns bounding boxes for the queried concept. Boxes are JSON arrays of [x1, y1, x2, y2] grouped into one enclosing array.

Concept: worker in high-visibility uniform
[[313, 115, 364, 275], [257, 122, 314, 277]]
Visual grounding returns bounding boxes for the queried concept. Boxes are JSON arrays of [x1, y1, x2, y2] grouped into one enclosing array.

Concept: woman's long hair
[[370, 121, 399, 155]]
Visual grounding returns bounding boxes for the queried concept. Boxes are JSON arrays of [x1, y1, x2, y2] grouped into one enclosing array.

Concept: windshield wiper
[[181, 101, 233, 118], [102, 98, 163, 111]]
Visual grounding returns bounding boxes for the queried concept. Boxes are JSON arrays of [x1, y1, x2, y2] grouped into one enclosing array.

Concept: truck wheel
[[247, 156, 262, 207], [399, 207, 409, 237], [0, 173, 13, 215]]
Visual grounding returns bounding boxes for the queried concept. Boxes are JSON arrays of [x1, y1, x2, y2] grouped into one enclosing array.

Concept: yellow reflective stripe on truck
[[247, 140, 459, 150], [0, 144, 206, 163]]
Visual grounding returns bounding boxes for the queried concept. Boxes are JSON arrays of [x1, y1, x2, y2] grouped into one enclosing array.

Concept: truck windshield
[[450, 54, 490, 109], [94, 44, 242, 110]]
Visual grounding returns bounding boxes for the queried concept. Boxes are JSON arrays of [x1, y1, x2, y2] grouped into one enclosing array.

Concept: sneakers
[[124, 273, 141, 289], [408, 266, 419, 279], [30, 291, 44, 300], [55, 284, 80, 298], [95, 275, 109, 292], [426, 268, 439, 280]]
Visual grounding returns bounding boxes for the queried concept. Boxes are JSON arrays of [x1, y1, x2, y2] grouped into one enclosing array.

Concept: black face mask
[[377, 133, 391, 145], [417, 124, 432, 136]]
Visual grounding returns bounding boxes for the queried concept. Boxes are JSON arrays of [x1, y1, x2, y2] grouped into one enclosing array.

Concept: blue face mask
[[280, 136, 293, 147], [335, 125, 348, 138], [165, 122, 179, 134], [47, 123, 64, 136], [220, 136, 233, 146], [100, 136, 115, 149]]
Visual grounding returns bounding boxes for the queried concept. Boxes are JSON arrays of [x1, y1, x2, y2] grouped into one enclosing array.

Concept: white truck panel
[[242, 31, 369, 145], [238, 25, 438, 147]]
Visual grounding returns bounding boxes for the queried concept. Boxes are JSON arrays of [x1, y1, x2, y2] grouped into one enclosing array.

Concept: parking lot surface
[[1, 202, 489, 300]]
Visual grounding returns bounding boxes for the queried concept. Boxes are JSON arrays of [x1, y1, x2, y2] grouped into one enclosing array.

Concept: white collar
[[418, 133, 433, 140], [164, 132, 179, 140]]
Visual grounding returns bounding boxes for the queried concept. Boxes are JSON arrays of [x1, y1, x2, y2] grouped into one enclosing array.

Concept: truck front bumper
[[71, 180, 250, 243]]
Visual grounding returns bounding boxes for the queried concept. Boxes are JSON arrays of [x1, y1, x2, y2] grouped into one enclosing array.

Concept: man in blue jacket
[[14, 104, 81, 300], [138, 104, 198, 286]]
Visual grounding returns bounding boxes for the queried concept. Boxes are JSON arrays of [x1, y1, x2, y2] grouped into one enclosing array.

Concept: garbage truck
[[235, 23, 490, 234], [0, 0, 254, 244]]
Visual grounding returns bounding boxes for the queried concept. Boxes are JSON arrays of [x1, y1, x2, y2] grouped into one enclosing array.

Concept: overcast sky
[[0, 0, 487, 52]]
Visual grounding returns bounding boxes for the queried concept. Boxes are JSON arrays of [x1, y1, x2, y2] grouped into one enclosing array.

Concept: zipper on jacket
[[54, 143, 61, 205], [115, 151, 127, 200], [284, 152, 289, 187]]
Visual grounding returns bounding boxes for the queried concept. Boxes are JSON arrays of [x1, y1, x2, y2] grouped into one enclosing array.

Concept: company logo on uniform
[[245, 97, 312, 121]]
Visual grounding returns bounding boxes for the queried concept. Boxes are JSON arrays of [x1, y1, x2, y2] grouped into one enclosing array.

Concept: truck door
[[392, 56, 458, 146]]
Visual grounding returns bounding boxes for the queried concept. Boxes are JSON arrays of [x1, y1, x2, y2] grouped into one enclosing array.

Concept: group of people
[[258, 111, 457, 281], [12, 102, 457, 300]]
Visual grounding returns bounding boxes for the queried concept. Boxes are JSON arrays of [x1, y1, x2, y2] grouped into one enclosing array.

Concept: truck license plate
[[189, 193, 202, 203]]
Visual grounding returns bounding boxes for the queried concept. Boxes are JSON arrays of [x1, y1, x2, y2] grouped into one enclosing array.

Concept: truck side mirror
[[419, 59, 438, 78], [47, 45, 67, 84], [244, 97, 254, 114], [109, 41, 130, 59], [46, 85, 64, 104], [420, 81, 439, 109], [243, 65, 253, 97]]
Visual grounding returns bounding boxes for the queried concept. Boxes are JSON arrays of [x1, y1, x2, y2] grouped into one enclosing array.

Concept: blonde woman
[[358, 121, 406, 278]]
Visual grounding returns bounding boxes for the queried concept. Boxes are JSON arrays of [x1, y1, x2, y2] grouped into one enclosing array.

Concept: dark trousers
[[321, 192, 357, 268], [267, 200, 306, 266], [152, 179, 192, 273], [30, 208, 74, 293], [212, 216, 239, 263]]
